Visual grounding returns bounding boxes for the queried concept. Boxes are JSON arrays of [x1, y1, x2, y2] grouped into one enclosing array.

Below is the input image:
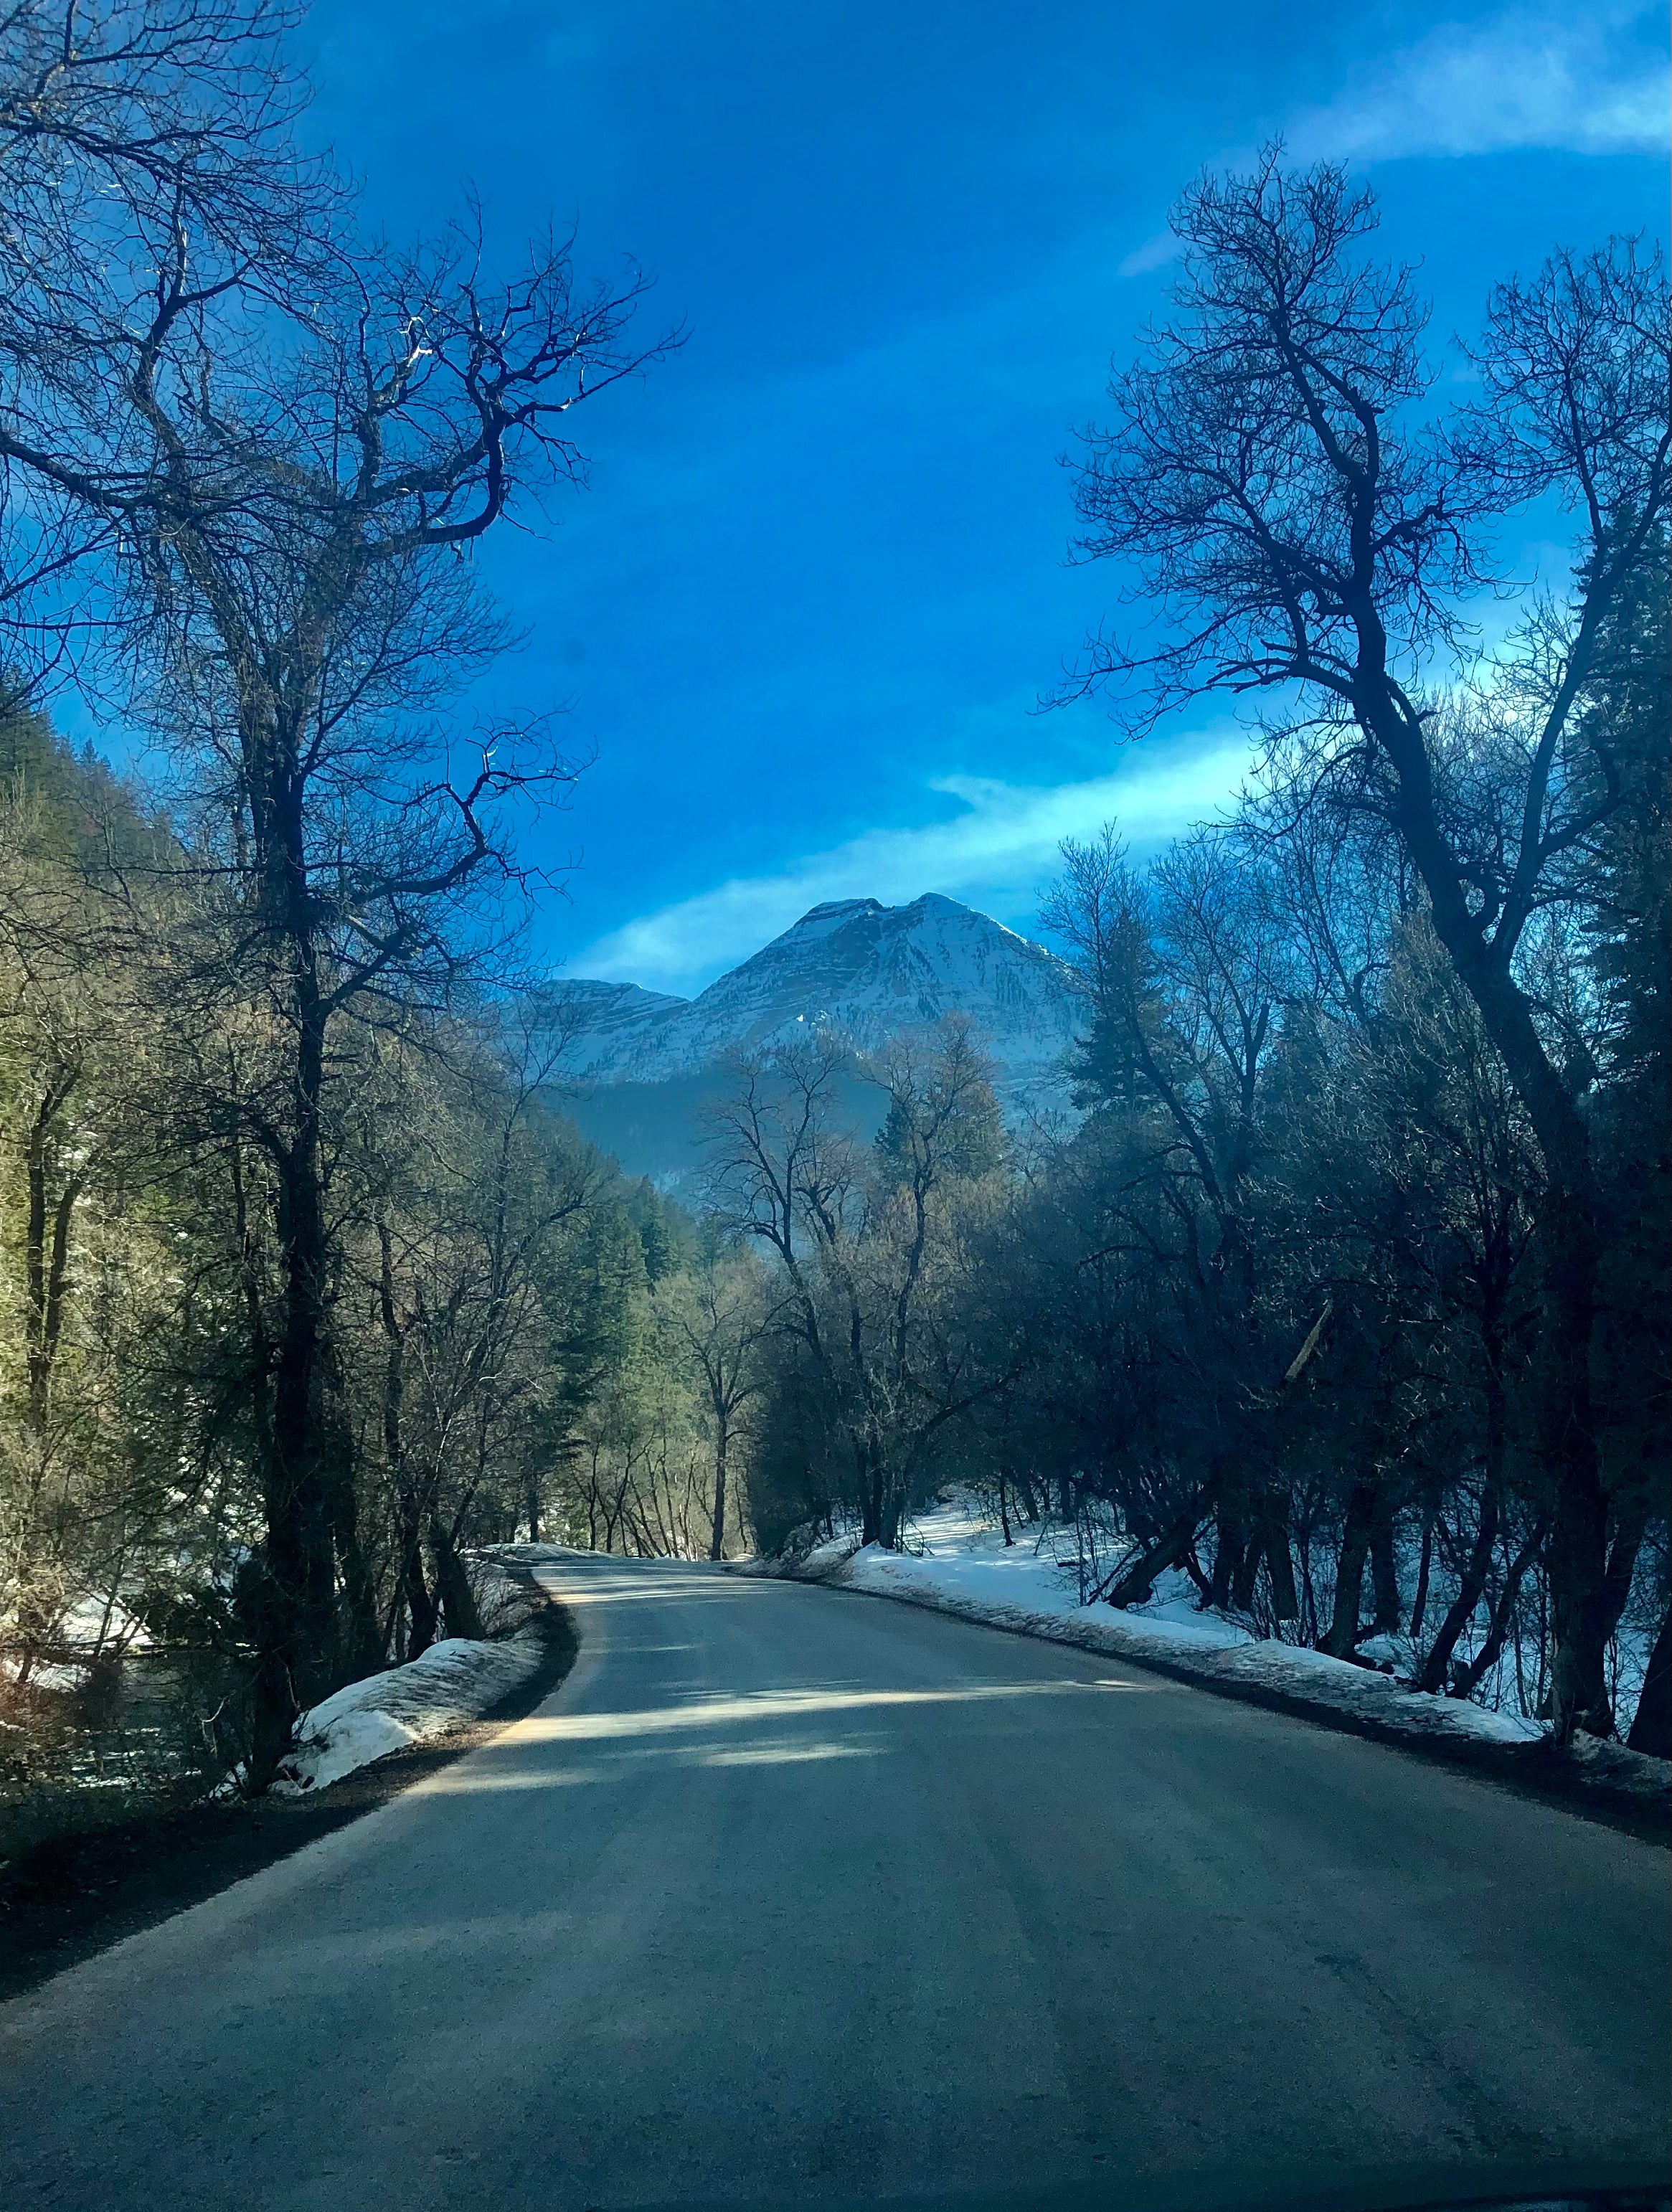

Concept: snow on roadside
[[271, 1625, 547, 1795], [765, 1501, 1669, 1818], [261, 1556, 552, 1795], [817, 1501, 1259, 1654]]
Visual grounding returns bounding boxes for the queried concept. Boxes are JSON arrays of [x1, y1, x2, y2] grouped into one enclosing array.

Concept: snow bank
[[203, 1554, 555, 1797], [272, 1626, 547, 1795], [811, 1503, 1259, 1653], [762, 1502, 1668, 1823]]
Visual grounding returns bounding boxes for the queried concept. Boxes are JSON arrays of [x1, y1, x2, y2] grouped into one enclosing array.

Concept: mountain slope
[[552, 894, 1083, 1181], [558, 894, 1081, 1080]]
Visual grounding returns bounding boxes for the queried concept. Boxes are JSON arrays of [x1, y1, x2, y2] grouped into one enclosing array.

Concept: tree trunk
[[1369, 1486, 1402, 1635], [24, 1078, 80, 1434], [399, 1487, 436, 1656], [1364, 671, 1607, 1744], [250, 982, 338, 1790], [331, 1460, 384, 1679], [1322, 1476, 1377, 1657], [1257, 1485, 1300, 1621], [376, 1227, 437, 1656], [1102, 1491, 1207, 1608], [1409, 1498, 1436, 1645], [1451, 1524, 1544, 1703], [1574, 1475, 1653, 1738], [1229, 1480, 1299, 1619], [229, 1125, 273, 1469], [1416, 1480, 1499, 1693], [708, 1412, 729, 1562], [879, 1477, 904, 1551], [1625, 1602, 1672, 1758], [859, 1435, 885, 1547], [1210, 1470, 1248, 1610], [429, 1516, 483, 1641], [1534, 1190, 1610, 1737]]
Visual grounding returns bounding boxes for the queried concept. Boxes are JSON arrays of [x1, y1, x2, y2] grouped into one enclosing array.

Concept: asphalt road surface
[[1, 1555, 1666, 2212]]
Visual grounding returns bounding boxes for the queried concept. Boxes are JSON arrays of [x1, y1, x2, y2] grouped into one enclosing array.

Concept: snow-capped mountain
[[555, 894, 1082, 1083], [550, 894, 1084, 1183]]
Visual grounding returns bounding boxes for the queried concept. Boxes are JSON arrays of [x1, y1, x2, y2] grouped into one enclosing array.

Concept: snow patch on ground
[[272, 1627, 547, 1795], [860, 1503, 1258, 1652], [257, 1554, 552, 1795], [837, 1528, 1539, 1746], [759, 1499, 1668, 1818]]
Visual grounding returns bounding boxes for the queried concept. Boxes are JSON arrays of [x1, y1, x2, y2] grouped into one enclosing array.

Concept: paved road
[[1, 1556, 1666, 2211]]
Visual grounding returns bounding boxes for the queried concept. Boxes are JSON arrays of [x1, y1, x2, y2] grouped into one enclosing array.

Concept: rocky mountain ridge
[[554, 893, 1083, 1085], [549, 893, 1085, 1184]]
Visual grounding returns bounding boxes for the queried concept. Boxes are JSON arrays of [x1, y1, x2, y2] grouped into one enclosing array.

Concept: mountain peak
[[795, 897, 885, 925], [555, 890, 1077, 1090], [552, 892, 1081, 1178], [788, 897, 887, 939], [785, 892, 976, 942]]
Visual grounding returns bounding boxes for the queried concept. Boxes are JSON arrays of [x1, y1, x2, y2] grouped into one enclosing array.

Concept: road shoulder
[[747, 1544, 1671, 1842], [0, 1592, 577, 2004]]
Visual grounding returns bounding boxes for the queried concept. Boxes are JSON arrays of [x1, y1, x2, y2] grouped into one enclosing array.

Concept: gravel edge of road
[[0, 1580, 578, 2004], [750, 1555, 1671, 1842]]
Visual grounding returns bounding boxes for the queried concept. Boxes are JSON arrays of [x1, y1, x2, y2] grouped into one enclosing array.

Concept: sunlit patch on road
[[515, 1677, 1151, 1743], [699, 1741, 880, 1765]]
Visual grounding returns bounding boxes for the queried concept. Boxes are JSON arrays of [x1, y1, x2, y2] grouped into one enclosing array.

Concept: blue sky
[[299, 0, 1666, 996]]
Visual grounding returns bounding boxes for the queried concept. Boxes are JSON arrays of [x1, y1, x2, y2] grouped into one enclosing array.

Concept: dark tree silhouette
[[1063, 149, 1669, 1737]]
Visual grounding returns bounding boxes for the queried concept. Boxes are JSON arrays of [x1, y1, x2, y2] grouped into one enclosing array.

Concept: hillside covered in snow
[[552, 894, 1085, 1181]]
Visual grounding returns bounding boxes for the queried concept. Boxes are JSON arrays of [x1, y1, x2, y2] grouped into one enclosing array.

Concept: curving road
[[1, 1553, 1666, 2211]]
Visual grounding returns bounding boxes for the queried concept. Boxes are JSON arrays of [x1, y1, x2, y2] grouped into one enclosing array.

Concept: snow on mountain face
[[549, 979, 689, 1076], [553, 894, 1083, 1086]]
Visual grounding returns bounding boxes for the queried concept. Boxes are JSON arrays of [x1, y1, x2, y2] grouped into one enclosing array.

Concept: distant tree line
[[735, 155, 1669, 1755]]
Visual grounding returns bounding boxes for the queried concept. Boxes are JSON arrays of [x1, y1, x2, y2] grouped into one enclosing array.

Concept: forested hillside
[[0, 0, 746, 1819], [0, 703, 773, 1802]]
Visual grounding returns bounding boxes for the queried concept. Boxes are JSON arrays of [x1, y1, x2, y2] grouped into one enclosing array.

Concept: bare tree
[[662, 1235, 771, 1559], [709, 1026, 1013, 1549], [119, 240, 663, 1774], [1062, 149, 1668, 1736], [0, 0, 675, 1775], [0, 0, 334, 680]]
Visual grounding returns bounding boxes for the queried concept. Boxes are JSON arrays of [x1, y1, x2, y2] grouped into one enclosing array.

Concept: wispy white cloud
[[1290, 7, 1668, 162], [573, 734, 1250, 993], [1118, 231, 1179, 278]]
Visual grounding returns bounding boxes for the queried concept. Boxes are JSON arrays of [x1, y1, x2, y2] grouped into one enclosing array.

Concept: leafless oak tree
[[1063, 149, 1668, 1737]]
